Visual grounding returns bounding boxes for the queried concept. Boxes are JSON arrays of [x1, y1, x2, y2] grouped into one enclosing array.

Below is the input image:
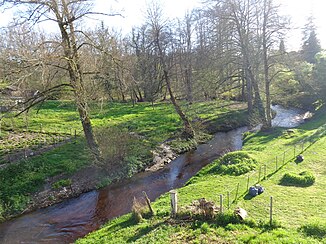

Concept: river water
[[0, 105, 309, 243]]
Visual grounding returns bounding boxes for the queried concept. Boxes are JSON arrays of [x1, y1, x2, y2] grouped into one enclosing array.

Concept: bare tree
[[0, 0, 114, 162], [146, 3, 195, 139]]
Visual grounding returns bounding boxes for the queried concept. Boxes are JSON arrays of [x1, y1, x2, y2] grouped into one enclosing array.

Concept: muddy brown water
[[0, 105, 309, 243]]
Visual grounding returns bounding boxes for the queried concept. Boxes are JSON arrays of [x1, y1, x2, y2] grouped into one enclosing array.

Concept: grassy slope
[[77, 107, 326, 243], [0, 100, 247, 218]]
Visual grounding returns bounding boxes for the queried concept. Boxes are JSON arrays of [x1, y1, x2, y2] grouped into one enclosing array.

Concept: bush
[[209, 152, 257, 176], [299, 221, 326, 239], [95, 127, 151, 172], [280, 171, 315, 187]]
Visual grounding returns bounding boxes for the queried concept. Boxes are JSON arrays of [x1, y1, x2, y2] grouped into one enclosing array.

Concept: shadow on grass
[[126, 221, 164, 243], [243, 193, 255, 201], [203, 109, 248, 133], [243, 128, 284, 146], [101, 216, 139, 235]]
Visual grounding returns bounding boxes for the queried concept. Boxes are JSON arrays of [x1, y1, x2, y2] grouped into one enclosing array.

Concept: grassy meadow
[[77, 106, 326, 243]]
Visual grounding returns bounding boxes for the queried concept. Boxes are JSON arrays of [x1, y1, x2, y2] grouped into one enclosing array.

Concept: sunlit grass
[[78, 106, 326, 243]]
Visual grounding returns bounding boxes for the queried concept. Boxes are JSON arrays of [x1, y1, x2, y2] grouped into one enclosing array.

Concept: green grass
[[299, 220, 326, 239], [0, 140, 90, 218], [1, 100, 246, 149], [77, 106, 326, 243], [0, 99, 248, 219]]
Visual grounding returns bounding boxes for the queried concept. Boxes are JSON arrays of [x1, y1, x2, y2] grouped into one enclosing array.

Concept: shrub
[[280, 171, 315, 187], [95, 127, 151, 172], [299, 221, 326, 239], [209, 152, 257, 176], [215, 212, 242, 226]]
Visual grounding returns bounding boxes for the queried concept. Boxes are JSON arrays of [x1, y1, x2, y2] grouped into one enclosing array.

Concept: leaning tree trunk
[[163, 70, 195, 139], [76, 99, 103, 161]]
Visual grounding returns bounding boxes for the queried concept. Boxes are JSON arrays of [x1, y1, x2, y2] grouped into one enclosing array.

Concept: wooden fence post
[[142, 191, 154, 215], [227, 191, 230, 209], [247, 175, 250, 190], [219, 194, 223, 214], [270, 196, 273, 226], [169, 190, 178, 218], [235, 183, 240, 202]]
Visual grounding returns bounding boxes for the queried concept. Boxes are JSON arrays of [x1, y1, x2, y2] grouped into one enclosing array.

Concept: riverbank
[[0, 100, 248, 222], [0, 104, 318, 243], [77, 106, 326, 243]]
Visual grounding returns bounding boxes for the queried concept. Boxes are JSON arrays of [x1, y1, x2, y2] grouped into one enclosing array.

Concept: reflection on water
[[0, 106, 309, 243]]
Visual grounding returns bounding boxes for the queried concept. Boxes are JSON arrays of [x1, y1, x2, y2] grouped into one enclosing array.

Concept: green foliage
[[313, 52, 326, 100], [0, 140, 89, 218], [209, 152, 257, 176], [299, 220, 326, 239], [215, 212, 242, 226], [168, 138, 197, 154], [200, 222, 210, 234], [302, 30, 321, 64], [280, 171, 315, 187], [52, 179, 72, 189]]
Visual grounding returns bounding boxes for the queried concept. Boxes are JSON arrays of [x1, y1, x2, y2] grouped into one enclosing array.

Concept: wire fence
[[166, 138, 317, 225], [219, 140, 312, 209]]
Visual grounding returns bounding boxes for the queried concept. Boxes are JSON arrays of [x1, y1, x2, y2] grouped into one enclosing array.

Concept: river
[[0, 105, 310, 243]]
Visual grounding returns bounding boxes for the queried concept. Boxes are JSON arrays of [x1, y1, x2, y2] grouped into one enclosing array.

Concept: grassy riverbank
[[77, 106, 326, 243], [0, 100, 248, 220]]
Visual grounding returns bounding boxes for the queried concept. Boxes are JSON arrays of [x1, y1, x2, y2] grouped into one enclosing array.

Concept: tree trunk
[[77, 100, 102, 161], [57, 2, 103, 163], [262, 0, 272, 129], [163, 70, 195, 139], [185, 68, 193, 104]]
